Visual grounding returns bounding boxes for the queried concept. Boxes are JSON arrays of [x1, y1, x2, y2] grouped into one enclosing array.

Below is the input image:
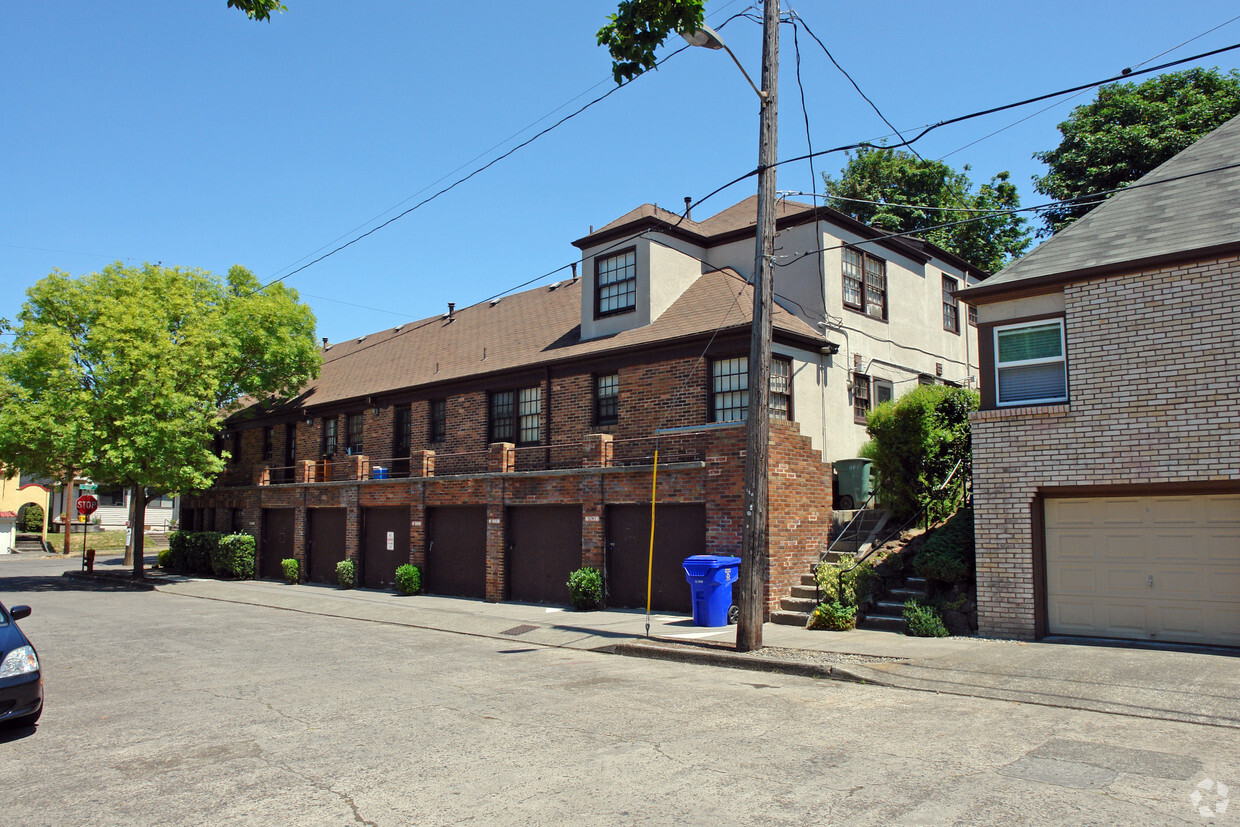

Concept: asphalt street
[[1, 555, 1235, 825]]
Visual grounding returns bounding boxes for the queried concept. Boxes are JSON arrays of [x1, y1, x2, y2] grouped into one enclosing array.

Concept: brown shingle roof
[[280, 269, 825, 412]]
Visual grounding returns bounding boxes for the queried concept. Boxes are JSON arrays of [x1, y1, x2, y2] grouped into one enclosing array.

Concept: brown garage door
[[606, 504, 702, 613], [508, 506, 582, 606], [362, 507, 410, 590], [307, 508, 347, 585], [426, 507, 488, 599], [1046, 493, 1240, 646], [260, 509, 295, 580]]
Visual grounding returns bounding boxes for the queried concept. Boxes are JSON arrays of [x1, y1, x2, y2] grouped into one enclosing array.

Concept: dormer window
[[595, 248, 637, 318]]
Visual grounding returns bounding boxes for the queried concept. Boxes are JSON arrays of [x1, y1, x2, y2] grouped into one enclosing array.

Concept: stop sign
[[75, 494, 99, 517]]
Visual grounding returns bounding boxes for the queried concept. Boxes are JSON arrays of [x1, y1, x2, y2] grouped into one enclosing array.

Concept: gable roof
[[239, 269, 827, 417], [961, 112, 1240, 301]]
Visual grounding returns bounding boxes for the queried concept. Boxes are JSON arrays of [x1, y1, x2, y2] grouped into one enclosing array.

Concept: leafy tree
[[1032, 67, 1240, 236], [861, 384, 978, 522], [597, 0, 705, 83], [823, 146, 1032, 273], [0, 263, 318, 577], [228, 0, 287, 21]]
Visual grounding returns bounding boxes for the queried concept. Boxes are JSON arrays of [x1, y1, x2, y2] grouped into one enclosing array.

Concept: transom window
[[995, 319, 1068, 406], [347, 413, 364, 454], [710, 356, 793, 423], [490, 388, 541, 445], [595, 249, 637, 317], [594, 374, 619, 426], [943, 275, 960, 333], [842, 248, 887, 320]]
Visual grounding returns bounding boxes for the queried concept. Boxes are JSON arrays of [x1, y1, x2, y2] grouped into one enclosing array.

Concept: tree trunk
[[130, 483, 146, 579], [62, 475, 75, 555]]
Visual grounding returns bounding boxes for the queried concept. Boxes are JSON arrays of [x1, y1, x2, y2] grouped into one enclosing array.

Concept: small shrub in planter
[[281, 558, 300, 584], [903, 599, 949, 638], [566, 567, 603, 611], [211, 534, 256, 579], [807, 600, 856, 631], [394, 564, 422, 595], [336, 559, 356, 589]]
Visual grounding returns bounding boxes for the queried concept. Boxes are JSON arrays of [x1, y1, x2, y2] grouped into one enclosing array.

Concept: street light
[[682, 2, 779, 652]]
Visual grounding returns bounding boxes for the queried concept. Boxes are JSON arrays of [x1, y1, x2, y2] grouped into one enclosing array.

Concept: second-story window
[[710, 356, 793, 423], [594, 374, 619, 426], [842, 248, 887, 320], [428, 399, 446, 444], [943, 275, 960, 333], [518, 388, 541, 444], [853, 372, 871, 423], [595, 248, 637, 317], [262, 426, 273, 461], [322, 418, 337, 456], [489, 388, 541, 445], [394, 404, 412, 455], [346, 413, 364, 454]]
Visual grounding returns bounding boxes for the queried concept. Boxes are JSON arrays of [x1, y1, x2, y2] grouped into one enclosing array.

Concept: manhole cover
[[500, 624, 539, 636]]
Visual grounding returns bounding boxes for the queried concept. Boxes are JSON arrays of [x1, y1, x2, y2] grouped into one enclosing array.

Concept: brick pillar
[[410, 488, 426, 568], [293, 506, 307, 581], [410, 450, 435, 478], [296, 460, 316, 484], [485, 478, 506, 602], [488, 442, 514, 473], [582, 434, 614, 468], [342, 454, 368, 481], [253, 465, 271, 487], [345, 488, 360, 564]]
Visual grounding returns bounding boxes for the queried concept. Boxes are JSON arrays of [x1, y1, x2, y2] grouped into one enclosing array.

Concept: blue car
[[0, 601, 42, 728]]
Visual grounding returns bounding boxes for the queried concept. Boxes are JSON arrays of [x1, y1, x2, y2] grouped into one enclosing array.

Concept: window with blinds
[[995, 320, 1068, 406]]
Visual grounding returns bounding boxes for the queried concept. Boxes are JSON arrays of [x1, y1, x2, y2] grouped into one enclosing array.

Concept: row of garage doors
[[1045, 493, 1240, 647], [258, 504, 705, 612]]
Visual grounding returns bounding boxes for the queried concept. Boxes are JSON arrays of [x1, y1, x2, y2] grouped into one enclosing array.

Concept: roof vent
[[548, 281, 562, 291], [322, 337, 329, 348], [570, 262, 578, 281], [393, 325, 404, 333], [684, 196, 692, 219], [489, 298, 501, 307], [357, 336, 366, 343]]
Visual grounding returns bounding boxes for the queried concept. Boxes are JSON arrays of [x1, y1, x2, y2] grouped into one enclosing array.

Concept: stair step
[[789, 585, 818, 600], [770, 610, 810, 627], [800, 573, 818, 586], [875, 600, 908, 613], [889, 588, 926, 600], [780, 596, 817, 613], [859, 615, 906, 633]]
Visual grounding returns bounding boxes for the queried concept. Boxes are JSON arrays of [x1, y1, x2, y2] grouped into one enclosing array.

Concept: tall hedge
[[862, 384, 978, 521], [211, 534, 256, 579]]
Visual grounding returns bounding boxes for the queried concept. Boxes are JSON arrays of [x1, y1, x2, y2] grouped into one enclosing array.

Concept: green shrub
[[189, 532, 221, 576], [281, 558, 299, 584], [394, 564, 422, 595], [814, 558, 878, 609], [157, 548, 173, 569], [903, 599, 949, 637], [864, 384, 978, 520], [336, 559, 355, 589], [19, 504, 44, 532], [167, 531, 191, 572], [567, 566, 603, 611], [211, 534, 256, 579], [913, 508, 974, 585], [807, 600, 856, 631]]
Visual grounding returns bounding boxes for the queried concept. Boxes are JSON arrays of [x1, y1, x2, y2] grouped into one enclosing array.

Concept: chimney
[[321, 337, 329, 348], [684, 196, 692, 219], [570, 262, 577, 281], [448, 302, 455, 318]]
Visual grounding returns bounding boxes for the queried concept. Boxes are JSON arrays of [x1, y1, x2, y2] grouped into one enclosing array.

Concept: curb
[[606, 638, 877, 682]]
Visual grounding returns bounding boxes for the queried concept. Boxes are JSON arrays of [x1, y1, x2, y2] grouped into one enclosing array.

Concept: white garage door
[[1045, 494, 1240, 647]]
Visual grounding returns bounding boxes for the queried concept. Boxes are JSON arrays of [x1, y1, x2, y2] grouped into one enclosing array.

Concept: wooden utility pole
[[736, 0, 779, 652]]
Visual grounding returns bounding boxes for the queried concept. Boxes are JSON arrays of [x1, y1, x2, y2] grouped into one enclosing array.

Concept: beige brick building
[[960, 115, 1240, 646]]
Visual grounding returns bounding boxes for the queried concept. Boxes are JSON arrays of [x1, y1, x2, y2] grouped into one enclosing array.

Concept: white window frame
[[994, 319, 1068, 407]]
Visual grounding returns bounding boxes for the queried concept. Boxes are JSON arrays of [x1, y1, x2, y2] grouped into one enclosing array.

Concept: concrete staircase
[[771, 571, 820, 626], [13, 534, 50, 554], [858, 576, 929, 633]]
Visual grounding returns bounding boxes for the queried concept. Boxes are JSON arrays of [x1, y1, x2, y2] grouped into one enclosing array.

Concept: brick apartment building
[[184, 196, 984, 615]]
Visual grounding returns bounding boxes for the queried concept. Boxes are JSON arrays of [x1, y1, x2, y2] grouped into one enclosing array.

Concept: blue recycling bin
[[682, 555, 742, 627], [372, 466, 389, 480]]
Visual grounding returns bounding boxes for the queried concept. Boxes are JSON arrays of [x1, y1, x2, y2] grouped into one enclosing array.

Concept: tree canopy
[[227, 0, 287, 21], [823, 146, 1032, 274], [597, 0, 705, 83], [0, 263, 319, 575], [1032, 67, 1240, 236]]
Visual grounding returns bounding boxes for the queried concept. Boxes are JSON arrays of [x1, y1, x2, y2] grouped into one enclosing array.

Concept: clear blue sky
[[4, 1, 1239, 344]]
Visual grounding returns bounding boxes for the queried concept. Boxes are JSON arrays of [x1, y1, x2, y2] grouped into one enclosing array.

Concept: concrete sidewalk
[[129, 573, 1240, 731]]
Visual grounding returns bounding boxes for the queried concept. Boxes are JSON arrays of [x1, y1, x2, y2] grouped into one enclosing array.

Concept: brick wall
[[971, 256, 1240, 639]]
